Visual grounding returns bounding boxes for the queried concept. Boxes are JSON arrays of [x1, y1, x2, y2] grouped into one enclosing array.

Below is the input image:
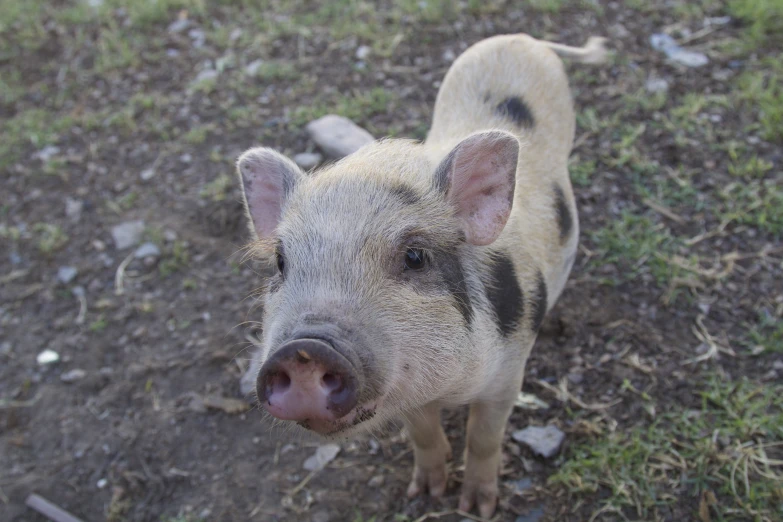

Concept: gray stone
[[293, 152, 323, 170], [0, 342, 12, 356], [34, 145, 60, 162], [511, 477, 533, 493], [773, 360, 783, 371], [306, 115, 374, 159], [303, 444, 340, 471], [367, 474, 385, 487], [311, 511, 330, 522], [57, 266, 78, 284], [37, 349, 60, 365], [645, 77, 669, 93], [134, 242, 161, 259], [515, 505, 545, 522], [167, 18, 190, 33], [512, 425, 565, 458], [650, 33, 708, 67], [65, 198, 84, 221], [61, 368, 87, 383], [111, 220, 145, 250], [244, 59, 265, 76], [140, 168, 156, 181], [355, 45, 371, 60], [189, 69, 218, 90], [188, 28, 206, 48]]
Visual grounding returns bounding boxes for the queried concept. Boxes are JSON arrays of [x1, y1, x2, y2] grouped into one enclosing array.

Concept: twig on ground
[[683, 314, 735, 365], [642, 198, 686, 224], [26, 494, 85, 522], [0, 392, 41, 409], [114, 251, 135, 296], [535, 378, 622, 411]]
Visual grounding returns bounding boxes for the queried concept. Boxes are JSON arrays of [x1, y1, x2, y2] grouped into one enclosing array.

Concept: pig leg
[[459, 398, 516, 518], [403, 402, 453, 498]]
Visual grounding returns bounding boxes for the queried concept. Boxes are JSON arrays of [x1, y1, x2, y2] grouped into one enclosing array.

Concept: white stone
[[37, 349, 60, 365], [306, 115, 374, 159], [303, 444, 340, 471], [645, 77, 669, 93], [111, 220, 145, 250], [244, 59, 265, 76], [65, 198, 83, 221], [293, 152, 323, 170], [61, 368, 87, 383], [140, 167, 156, 181], [57, 266, 78, 284], [134, 242, 161, 259], [355, 45, 371, 60], [512, 425, 565, 458]]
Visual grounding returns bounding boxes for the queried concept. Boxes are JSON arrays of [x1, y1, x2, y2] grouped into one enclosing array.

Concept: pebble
[[167, 18, 190, 33], [190, 69, 218, 90], [311, 511, 330, 522], [140, 168, 156, 181], [773, 360, 783, 370], [306, 115, 374, 159], [650, 33, 709, 67], [515, 505, 545, 522], [37, 349, 60, 365], [511, 477, 533, 493], [57, 266, 78, 284], [188, 28, 206, 48], [0, 342, 12, 356], [61, 368, 87, 383], [355, 45, 371, 60], [244, 59, 265, 76], [645, 77, 669, 93], [96, 478, 108, 489], [65, 198, 84, 221], [512, 425, 565, 458], [134, 242, 161, 259], [367, 475, 385, 487], [442, 49, 456, 62], [111, 220, 145, 250], [293, 152, 323, 170], [34, 145, 60, 162], [303, 444, 340, 471]]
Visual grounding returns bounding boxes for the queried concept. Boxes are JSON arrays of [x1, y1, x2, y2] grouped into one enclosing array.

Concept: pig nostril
[[269, 372, 291, 394], [321, 372, 342, 391]]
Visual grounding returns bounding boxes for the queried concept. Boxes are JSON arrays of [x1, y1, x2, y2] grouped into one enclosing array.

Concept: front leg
[[459, 398, 516, 518], [403, 402, 452, 498]]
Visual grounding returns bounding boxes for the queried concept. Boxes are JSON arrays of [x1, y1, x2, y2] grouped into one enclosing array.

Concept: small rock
[[65, 198, 84, 221], [34, 145, 60, 162], [37, 349, 60, 365], [512, 425, 565, 458], [180, 153, 193, 163], [773, 360, 783, 370], [650, 33, 708, 67], [442, 49, 456, 62], [367, 475, 385, 487], [96, 478, 108, 489], [645, 77, 669, 93], [303, 444, 340, 471], [244, 59, 265, 76], [140, 168, 156, 181], [190, 69, 218, 90], [167, 18, 189, 33], [511, 477, 533, 493], [567, 372, 584, 385], [111, 220, 145, 250], [229, 28, 243, 41], [0, 342, 12, 356], [163, 229, 178, 242], [61, 368, 87, 383], [188, 28, 206, 48], [355, 45, 371, 60], [57, 266, 78, 284], [134, 242, 161, 259], [293, 152, 323, 170], [306, 115, 374, 159]]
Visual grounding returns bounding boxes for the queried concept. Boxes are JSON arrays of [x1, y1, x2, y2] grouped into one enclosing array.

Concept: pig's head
[[238, 131, 519, 438]]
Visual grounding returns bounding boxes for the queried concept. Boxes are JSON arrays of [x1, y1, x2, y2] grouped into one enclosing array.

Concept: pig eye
[[276, 251, 285, 274], [404, 248, 427, 271]]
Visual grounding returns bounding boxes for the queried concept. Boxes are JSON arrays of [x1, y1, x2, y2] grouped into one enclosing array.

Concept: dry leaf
[[202, 395, 250, 414]]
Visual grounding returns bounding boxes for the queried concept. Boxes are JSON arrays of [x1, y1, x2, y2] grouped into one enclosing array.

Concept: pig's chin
[[295, 401, 381, 438]]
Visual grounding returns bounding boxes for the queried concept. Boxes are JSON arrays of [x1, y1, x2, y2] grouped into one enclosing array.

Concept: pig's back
[[425, 34, 579, 311]]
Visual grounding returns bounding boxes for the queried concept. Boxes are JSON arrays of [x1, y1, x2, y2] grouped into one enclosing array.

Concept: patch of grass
[[589, 212, 682, 286], [729, 0, 783, 46], [527, 0, 566, 13], [199, 174, 233, 202], [247, 60, 298, 81], [0, 109, 74, 167], [568, 156, 596, 187], [736, 56, 783, 142], [551, 376, 783, 521], [100, 0, 206, 27], [289, 87, 395, 127], [719, 179, 783, 236], [159, 241, 190, 277], [667, 93, 730, 134], [182, 124, 213, 145], [32, 223, 68, 255], [89, 314, 108, 332], [748, 310, 783, 353]]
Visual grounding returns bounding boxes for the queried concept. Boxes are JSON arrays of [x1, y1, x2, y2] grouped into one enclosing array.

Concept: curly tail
[[542, 36, 609, 64]]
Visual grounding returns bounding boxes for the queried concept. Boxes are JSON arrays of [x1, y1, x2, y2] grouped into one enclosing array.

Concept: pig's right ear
[[236, 147, 303, 240]]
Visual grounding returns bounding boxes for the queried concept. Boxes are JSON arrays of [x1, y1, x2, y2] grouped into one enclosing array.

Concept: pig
[[236, 33, 608, 517]]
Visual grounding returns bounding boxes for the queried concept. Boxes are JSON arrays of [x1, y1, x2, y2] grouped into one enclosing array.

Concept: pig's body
[[236, 34, 606, 517]]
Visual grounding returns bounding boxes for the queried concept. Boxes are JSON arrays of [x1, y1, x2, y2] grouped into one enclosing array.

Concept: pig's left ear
[[434, 131, 520, 246], [236, 147, 304, 240]]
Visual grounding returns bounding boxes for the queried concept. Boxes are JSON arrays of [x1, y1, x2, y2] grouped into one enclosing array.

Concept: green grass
[[551, 376, 783, 521], [568, 156, 596, 187], [719, 179, 783, 236], [32, 223, 68, 255], [159, 241, 190, 277], [748, 311, 783, 353], [289, 87, 395, 128], [736, 56, 783, 142], [589, 212, 682, 287], [729, 0, 783, 46]]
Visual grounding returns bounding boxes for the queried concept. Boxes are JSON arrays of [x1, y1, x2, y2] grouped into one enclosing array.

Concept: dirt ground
[[1, 1, 782, 522]]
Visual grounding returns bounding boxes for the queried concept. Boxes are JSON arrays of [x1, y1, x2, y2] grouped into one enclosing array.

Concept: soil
[[1, 2, 781, 522]]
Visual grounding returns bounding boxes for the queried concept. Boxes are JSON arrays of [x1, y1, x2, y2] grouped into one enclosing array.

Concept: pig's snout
[[257, 338, 359, 422]]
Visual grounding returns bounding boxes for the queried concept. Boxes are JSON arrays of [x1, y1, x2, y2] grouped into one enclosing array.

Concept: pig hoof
[[458, 480, 498, 519], [406, 464, 448, 498]]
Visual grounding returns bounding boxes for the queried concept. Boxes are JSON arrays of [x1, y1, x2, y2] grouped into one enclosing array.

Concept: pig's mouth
[[295, 400, 381, 437]]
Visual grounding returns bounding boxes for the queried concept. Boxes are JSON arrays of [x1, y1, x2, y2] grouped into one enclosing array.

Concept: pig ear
[[236, 147, 303, 240], [434, 131, 520, 246]]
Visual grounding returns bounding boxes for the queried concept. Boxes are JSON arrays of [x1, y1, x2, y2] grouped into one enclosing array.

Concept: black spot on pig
[[553, 183, 573, 242], [434, 146, 458, 194], [496, 96, 535, 128], [531, 271, 547, 332], [390, 184, 421, 205], [439, 250, 473, 327], [486, 253, 524, 336]]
